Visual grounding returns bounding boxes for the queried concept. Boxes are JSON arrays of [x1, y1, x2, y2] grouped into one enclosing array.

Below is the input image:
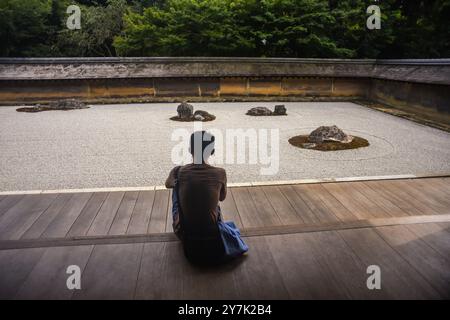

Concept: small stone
[[194, 114, 205, 121]]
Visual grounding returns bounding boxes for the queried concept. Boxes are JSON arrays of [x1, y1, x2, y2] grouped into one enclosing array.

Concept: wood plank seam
[[2, 214, 450, 250], [64, 193, 96, 238], [371, 226, 446, 298], [225, 189, 244, 228]]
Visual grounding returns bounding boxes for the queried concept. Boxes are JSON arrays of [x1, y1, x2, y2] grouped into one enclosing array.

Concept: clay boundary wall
[[0, 58, 449, 112]]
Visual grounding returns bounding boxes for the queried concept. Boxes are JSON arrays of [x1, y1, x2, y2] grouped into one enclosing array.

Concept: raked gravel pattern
[[1, 102, 449, 191]]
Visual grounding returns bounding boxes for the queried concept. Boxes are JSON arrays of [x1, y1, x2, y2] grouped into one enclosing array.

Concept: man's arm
[[219, 169, 227, 201], [165, 166, 180, 189]]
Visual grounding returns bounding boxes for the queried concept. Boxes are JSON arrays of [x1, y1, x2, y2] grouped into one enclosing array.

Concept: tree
[[0, 0, 52, 56], [114, 0, 356, 57], [57, 0, 127, 56], [0, 0, 448, 58]]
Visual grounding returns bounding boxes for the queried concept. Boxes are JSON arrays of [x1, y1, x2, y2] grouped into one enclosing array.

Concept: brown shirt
[[166, 163, 227, 234]]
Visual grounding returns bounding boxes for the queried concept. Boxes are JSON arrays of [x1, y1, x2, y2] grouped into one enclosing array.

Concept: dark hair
[[190, 131, 215, 163]]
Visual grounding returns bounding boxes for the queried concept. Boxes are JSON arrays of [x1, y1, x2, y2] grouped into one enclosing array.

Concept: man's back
[[168, 163, 227, 235]]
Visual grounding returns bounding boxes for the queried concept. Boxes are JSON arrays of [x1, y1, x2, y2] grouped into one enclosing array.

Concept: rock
[[177, 102, 194, 119], [273, 105, 287, 115], [194, 110, 216, 121], [308, 125, 353, 144], [48, 99, 88, 110], [246, 107, 273, 116]]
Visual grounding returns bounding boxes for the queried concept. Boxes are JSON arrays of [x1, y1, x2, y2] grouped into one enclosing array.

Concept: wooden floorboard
[[0, 247, 46, 299], [87, 191, 124, 236], [134, 242, 181, 299], [247, 187, 282, 227], [396, 179, 450, 213], [72, 243, 143, 300], [405, 223, 450, 262], [322, 182, 389, 219], [41, 193, 92, 239], [375, 225, 450, 298], [126, 191, 155, 234], [349, 181, 409, 217], [1, 177, 449, 299], [301, 230, 389, 299], [232, 187, 262, 228], [0, 221, 448, 299], [261, 185, 303, 225], [293, 184, 340, 223], [14, 245, 94, 300], [305, 184, 357, 221], [66, 192, 108, 237], [148, 190, 170, 233], [232, 237, 290, 299], [109, 191, 139, 236], [390, 180, 448, 215], [277, 185, 316, 224], [0, 194, 58, 240], [372, 180, 440, 215], [338, 227, 441, 299], [0, 177, 449, 241], [267, 232, 348, 299], [23, 194, 74, 240], [0, 194, 25, 219], [220, 189, 243, 228], [165, 190, 173, 232], [363, 180, 425, 216]]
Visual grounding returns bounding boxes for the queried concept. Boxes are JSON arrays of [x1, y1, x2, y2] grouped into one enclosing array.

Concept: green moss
[[169, 116, 215, 122], [288, 135, 369, 151]]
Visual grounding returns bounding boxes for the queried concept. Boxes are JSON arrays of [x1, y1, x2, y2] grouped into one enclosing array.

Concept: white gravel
[[1, 102, 449, 191]]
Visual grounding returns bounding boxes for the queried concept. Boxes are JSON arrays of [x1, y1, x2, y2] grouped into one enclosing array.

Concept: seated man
[[165, 130, 247, 264]]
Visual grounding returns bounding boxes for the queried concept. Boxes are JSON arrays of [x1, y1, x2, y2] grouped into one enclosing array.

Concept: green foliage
[[114, 0, 356, 57], [57, 0, 127, 56], [0, 0, 50, 56], [0, 0, 449, 58]]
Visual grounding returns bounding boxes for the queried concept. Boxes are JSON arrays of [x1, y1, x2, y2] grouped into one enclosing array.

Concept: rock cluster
[[288, 125, 367, 151], [246, 105, 287, 116], [171, 102, 216, 122]]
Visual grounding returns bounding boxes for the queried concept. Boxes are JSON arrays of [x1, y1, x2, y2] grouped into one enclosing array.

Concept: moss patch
[[170, 116, 215, 122], [16, 105, 89, 113], [288, 135, 369, 151]]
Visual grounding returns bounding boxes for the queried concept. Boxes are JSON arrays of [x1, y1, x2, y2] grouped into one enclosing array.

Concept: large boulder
[[177, 102, 194, 119], [246, 107, 273, 116], [273, 105, 287, 115], [308, 125, 353, 144]]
